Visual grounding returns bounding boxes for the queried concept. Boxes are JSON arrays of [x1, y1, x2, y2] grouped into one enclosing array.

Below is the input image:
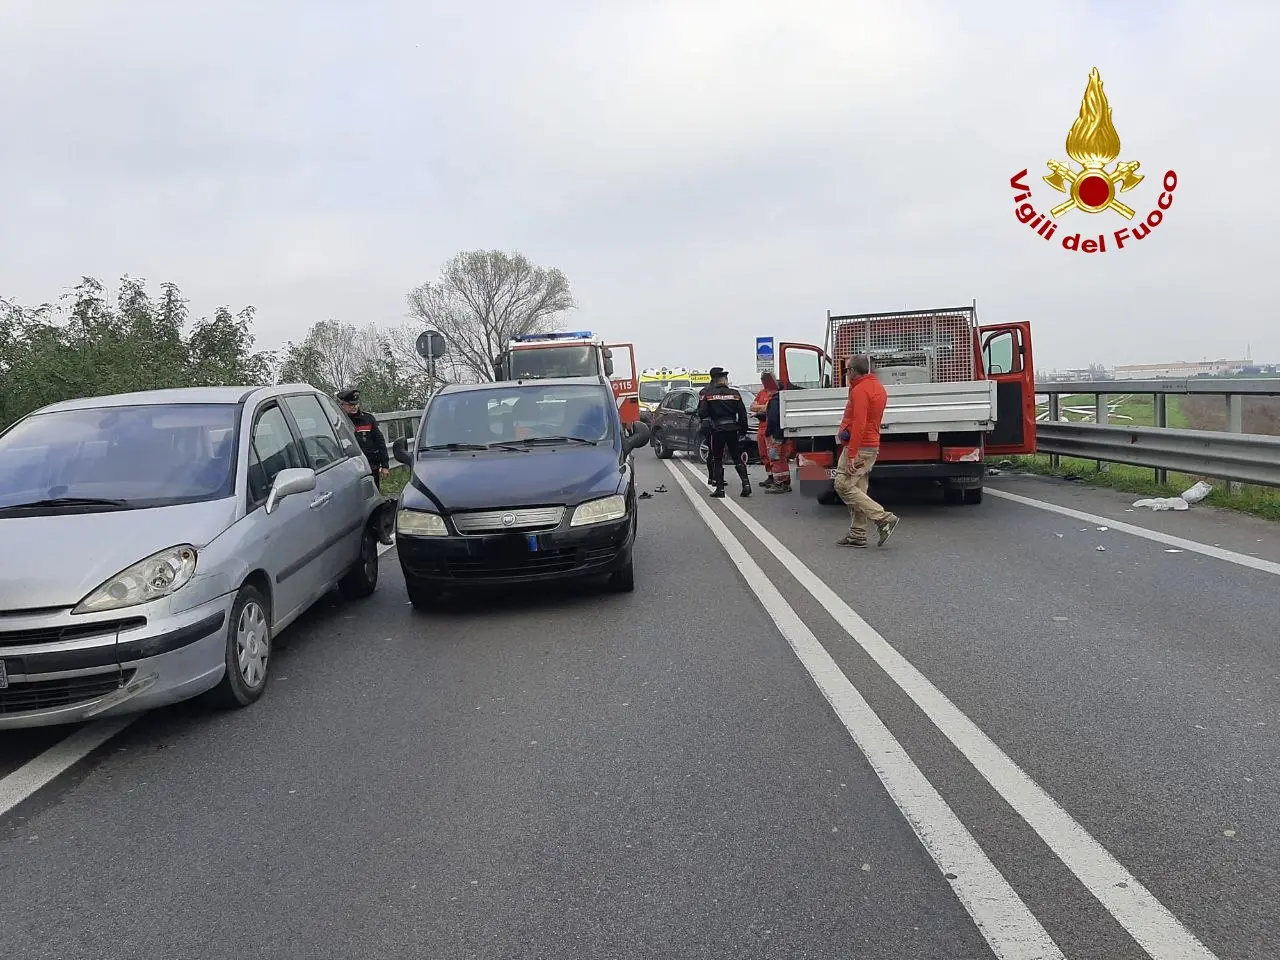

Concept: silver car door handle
[[309, 492, 333, 509]]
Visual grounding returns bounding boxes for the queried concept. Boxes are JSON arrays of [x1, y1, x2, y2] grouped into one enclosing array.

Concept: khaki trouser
[[834, 446, 890, 537]]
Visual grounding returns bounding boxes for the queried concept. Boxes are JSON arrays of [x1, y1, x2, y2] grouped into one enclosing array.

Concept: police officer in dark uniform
[[337, 387, 394, 544], [696, 379, 717, 486], [696, 367, 752, 499]]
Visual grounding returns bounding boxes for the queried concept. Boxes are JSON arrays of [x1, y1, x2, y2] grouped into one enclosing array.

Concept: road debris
[[1132, 479, 1214, 512]]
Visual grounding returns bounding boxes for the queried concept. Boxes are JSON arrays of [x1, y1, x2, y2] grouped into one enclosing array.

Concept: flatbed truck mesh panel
[[832, 309, 976, 385]]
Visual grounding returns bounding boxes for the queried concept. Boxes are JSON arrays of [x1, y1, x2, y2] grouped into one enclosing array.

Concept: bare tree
[[405, 250, 575, 382], [277, 319, 387, 392]]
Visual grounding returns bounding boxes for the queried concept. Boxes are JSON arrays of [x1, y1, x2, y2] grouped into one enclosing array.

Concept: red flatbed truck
[[775, 304, 1037, 505]]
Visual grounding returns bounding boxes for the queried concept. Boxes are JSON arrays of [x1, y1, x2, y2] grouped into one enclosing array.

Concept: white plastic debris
[[1132, 479, 1214, 512], [1132, 496, 1190, 511], [1182, 480, 1213, 504], [1096, 545, 1107, 551]]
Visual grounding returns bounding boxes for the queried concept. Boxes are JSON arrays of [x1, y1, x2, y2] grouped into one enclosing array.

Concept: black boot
[[710, 485, 726, 498], [740, 479, 752, 497]]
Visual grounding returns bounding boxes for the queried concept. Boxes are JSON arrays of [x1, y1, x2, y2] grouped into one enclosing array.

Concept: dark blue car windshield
[[0, 403, 239, 509], [420, 384, 614, 450]]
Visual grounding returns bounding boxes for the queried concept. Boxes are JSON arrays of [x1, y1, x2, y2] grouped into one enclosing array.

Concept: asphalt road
[[2, 458, 1277, 959]]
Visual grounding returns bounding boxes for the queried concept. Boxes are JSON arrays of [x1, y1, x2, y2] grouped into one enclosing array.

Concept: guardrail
[[372, 409, 422, 447], [1033, 378, 1280, 491]]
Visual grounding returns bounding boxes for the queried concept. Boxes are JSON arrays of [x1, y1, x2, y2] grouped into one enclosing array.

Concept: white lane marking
[[663, 461, 1064, 960], [1, 539, 399, 819], [987, 488, 1280, 578], [0, 717, 137, 818], [678, 459, 1221, 960]]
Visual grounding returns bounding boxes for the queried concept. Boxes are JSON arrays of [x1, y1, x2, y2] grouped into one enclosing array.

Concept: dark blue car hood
[[408, 447, 624, 512]]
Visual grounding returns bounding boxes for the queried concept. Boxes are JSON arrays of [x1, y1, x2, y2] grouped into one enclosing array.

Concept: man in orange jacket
[[833, 355, 900, 547], [751, 372, 779, 487]]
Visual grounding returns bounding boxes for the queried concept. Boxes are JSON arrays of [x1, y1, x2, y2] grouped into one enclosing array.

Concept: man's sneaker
[[877, 515, 900, 547], [836, 533, 867, 547], [766, 483, 791, 494], [740, 482, 752, 497], [710, 487, 726, 499]]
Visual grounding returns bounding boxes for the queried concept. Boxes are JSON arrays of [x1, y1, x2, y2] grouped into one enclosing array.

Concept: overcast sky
[[2, 0, 1276, 382]]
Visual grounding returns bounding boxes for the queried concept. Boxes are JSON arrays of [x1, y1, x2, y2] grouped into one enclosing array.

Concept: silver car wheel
[[236, 600, 269, 689]]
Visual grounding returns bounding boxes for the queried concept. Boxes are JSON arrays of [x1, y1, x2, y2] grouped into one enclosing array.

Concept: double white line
[[665, 459, 1219, 960]]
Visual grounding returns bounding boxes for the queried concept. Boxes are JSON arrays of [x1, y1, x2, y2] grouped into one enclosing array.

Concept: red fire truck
[[493, 331, 642, 427], [775, 304, 1037, 505]]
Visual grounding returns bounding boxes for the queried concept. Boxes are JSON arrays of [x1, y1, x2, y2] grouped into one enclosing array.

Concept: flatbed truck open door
[[977, 321, 1037, 456], [777, 342, 834, 390]]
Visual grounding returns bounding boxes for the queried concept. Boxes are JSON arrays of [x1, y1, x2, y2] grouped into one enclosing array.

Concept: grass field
[[1037, 393, 1189, 427]]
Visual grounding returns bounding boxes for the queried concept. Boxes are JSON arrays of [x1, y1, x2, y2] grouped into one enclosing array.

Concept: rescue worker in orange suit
[[751, 371, 780, 488], [833, 356, 900, 547], [763, 379, 795, 493], [697, 367, 752, 499]]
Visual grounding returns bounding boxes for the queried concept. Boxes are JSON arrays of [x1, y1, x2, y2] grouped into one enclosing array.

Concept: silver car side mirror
[[265, 467, 317, 515]]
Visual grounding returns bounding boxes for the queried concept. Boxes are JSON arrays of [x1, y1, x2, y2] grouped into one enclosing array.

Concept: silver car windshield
[[0, 403, 239, 511], [420, 384, 614, 450]]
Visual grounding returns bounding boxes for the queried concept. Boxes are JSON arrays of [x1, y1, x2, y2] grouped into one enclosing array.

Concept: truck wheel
[[943, 487, 964, 505], [963, 487, 984, 505], [818, 490, 843, 506]]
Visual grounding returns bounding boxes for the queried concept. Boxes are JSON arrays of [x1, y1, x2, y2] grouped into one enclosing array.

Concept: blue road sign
[[755, 337, 774, 372]]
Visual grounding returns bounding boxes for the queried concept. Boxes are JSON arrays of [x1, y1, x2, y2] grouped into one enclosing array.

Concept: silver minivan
[[0, 384, 390, 729]]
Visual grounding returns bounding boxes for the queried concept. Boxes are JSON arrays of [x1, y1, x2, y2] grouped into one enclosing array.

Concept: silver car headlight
[[570, 495, 628, 527], [396, 508, 449, 537], [73, 545, 199, 615]]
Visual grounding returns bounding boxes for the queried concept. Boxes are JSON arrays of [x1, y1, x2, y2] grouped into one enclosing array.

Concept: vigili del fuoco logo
[[1011, 67, 1178, 253]]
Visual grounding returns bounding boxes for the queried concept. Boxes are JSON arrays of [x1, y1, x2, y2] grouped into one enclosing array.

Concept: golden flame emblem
[[1043, 68, 1144, 219]]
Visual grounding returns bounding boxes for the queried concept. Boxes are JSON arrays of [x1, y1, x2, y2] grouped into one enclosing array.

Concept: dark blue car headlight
[[569, 495, 627, 527]]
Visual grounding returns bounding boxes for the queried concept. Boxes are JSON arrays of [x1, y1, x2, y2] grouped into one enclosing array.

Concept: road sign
[[415, 330, 448, 360], [755, 337, 774, 373]]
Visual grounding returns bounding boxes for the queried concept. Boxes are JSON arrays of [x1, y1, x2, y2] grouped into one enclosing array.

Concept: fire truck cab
[[775, 305, 1037, 505], [493, 331, 642, 427]]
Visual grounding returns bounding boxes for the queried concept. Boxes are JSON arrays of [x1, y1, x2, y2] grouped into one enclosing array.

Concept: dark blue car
[[390, 378, 651, 609]]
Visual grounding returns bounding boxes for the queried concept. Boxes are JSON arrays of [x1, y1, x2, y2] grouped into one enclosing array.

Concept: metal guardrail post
[[1153, 393, 1168, 484], [1095, 393, 1109, 472], [1048, 393, 1061, 469], [1226, 394, 1244, 495]]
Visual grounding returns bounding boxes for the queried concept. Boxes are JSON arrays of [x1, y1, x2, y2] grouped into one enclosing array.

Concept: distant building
[[1110, 359, 1252, 380]]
